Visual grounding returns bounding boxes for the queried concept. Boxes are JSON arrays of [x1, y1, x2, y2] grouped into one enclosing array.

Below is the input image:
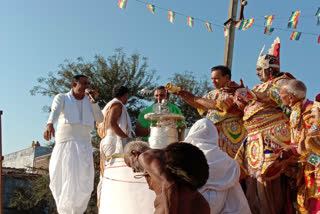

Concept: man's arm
[[84, 89, 104, 123], [178, 91, 217, 111], [92, 103, 104, 123], [44, 94, 64, 141], [108, 103, 128, 138]]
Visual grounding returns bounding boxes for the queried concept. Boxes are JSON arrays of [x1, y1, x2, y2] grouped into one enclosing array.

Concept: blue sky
[[1, 0, 320, 155]]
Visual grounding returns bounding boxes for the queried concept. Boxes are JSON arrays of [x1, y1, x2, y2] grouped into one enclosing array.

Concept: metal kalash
[[144, 104, 184, 149], [144, 84, 184, 149]]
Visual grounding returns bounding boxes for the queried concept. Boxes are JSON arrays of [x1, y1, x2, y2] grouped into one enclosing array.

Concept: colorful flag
[[264, 15, 274, 26], [205, 22, 213, 32], [147, 4, 155, 14], [238, 20, 248, 30], [118, 0, 128, 10], [288, 21, 298, 29], [318, 35, 320, 44], [315, 8, 320, 16], [224, 26, 229, 37], [168, 10, 175, 23], [290, 31, 301, 40], [187, 16, 194, 28], [243, 18, 254, 30], [235, 21, 242, 28], [264, 27, 274, 35], [289, 11, 301, 22]]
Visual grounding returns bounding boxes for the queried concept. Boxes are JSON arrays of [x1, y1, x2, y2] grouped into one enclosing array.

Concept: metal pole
[[223, 0, 239, 70], [0, 110, 3, 214]]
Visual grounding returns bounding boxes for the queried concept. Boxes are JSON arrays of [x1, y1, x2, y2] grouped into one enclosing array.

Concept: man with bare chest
[[124, 141, 210, 214]]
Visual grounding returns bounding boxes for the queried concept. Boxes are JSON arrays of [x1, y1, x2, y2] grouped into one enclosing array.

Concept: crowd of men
[[43, 36, 320, 214]]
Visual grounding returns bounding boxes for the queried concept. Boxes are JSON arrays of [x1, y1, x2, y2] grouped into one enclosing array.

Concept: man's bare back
[[125, 142, 210, 214]]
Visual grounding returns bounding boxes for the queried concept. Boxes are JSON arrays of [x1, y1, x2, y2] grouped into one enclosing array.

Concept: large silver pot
[[144, 113, 185, 149]]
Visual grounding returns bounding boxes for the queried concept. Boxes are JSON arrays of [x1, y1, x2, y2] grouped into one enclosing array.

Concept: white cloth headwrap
[[185, 118, 240, 191]]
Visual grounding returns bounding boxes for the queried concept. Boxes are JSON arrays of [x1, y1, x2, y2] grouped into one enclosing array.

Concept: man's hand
[[227, 78, 244, 88], [223, 79, 245, 94], [85, 89, 99, 103], [44, 123, 55, 141]]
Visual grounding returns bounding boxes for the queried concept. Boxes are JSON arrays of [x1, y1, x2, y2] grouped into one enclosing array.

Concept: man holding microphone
[[43, 74, 103, 214]]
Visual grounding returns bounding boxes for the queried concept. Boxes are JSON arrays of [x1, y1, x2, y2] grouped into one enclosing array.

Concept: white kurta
[[47, 91, 103, 214], [185, 118, 251, 214], [98, 98, 155, 214]]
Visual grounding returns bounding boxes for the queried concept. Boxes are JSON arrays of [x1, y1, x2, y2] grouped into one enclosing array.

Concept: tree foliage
[[9, 174, 57, 214], [30, 48, 159, 125], [168, 71, 213, 127]]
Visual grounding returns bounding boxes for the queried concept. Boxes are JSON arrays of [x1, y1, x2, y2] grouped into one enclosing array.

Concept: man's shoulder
[[110, 102, 123, 109], [53, 93, 66, 101], [273, 73, 295, 85], [56, 92, 66, 97]]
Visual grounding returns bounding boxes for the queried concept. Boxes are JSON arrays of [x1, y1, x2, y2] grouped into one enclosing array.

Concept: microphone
[[85, 89, 96, 103]]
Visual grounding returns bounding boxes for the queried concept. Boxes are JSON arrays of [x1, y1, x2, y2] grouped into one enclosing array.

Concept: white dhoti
[[49, 141, 94, 214], [99, 157, 156, 214], [97, 99, 155, 213]]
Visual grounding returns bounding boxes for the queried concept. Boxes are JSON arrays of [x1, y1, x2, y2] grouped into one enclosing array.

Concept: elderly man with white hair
[[184, 118, 251, 214], [279, 79, 313, 154], [279, 79, 315, 213]]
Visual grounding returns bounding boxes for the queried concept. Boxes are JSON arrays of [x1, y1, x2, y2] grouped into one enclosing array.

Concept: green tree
[[168, 71, 213, 127], [9, 171, 58, 214], [30, 48, 159, 125]]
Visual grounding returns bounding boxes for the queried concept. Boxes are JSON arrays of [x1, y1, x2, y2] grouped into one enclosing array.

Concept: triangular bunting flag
[[147, 4, 155, 14]]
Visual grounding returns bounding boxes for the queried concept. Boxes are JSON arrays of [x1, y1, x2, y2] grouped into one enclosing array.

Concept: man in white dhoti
[[43, 74, 104, 214], [97, 85, 155, 214], [184, 118, 251, 214]]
